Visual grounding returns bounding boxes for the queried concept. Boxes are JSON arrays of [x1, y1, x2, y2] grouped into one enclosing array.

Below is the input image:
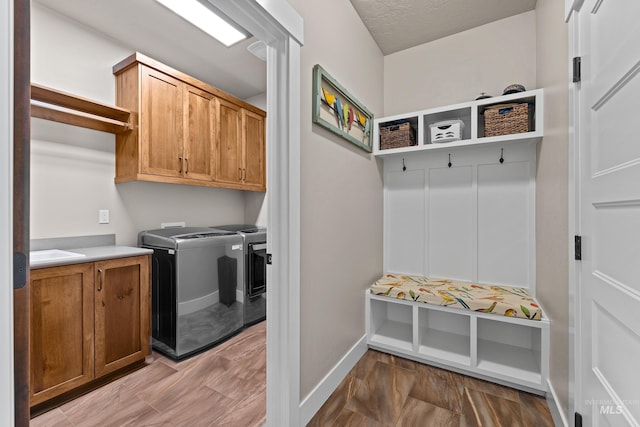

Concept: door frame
[[208, 4, 303, 424], [566, 0, 582, 423]]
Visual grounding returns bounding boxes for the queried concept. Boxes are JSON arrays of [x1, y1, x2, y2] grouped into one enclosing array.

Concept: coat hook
[[448, 154, 452, 168], [499, 148, 504, 164], [402, 158, 407, 172]]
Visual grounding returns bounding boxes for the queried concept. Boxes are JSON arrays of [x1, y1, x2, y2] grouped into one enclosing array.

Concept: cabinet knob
[[97, 268, 103, 291], [185, 158, 189, 174], [178, 157, 183, 173]]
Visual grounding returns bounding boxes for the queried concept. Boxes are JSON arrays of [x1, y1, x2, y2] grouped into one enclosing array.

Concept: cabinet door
[[183, 85, 215, 181], [140, 66, 184, 178], [242, 109, 266, 191], [95, 255, 150, 378], [215, 98, 243, 185], [30, 263, 95, 406]]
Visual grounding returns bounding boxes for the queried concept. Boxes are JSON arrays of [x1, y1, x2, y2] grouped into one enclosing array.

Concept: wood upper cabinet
[[94, 255, 150, 377], [140, 66, 184, 178], [215, 101, 266, 191], [184, 85, 215, 181], [216, 98, 243, 186], [29, 255, 150, 408], [30, 263, 95, 406], [113, 52, 265, 191], [242, 109, 266, 190]]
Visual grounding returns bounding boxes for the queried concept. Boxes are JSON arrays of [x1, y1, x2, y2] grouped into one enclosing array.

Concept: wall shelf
[[374, 89, 543, 157], [30, 83, 132, 134]]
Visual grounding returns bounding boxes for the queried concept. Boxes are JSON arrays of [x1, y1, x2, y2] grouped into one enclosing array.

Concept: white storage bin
[[430, 119, 465, 143]]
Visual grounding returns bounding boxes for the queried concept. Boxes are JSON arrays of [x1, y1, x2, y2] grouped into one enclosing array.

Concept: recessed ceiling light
[[155, 0, 248, 47]]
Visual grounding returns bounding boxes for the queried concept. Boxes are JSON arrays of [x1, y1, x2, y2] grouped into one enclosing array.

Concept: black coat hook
[[402, 158, 407, 171], [499, 148, 504, 164], [448, 154, 452, 168]]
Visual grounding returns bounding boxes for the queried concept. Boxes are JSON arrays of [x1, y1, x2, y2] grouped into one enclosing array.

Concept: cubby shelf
[[365, 291, 550, 394], [373, 89, 543, 157]]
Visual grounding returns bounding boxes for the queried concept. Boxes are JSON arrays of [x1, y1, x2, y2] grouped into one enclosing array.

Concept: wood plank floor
[[31, 321, 267, 427], [32, 322, 554, 426], [307, 349, 555, 427]]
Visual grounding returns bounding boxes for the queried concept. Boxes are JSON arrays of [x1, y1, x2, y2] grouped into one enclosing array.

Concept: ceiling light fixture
[[154, 0, 248, 47]]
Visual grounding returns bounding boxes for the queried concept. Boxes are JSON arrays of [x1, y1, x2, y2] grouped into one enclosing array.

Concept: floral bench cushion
[[370, 273, 542, 321]]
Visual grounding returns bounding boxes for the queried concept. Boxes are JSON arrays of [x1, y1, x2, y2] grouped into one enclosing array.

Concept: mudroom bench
[[365, 274, 549, 394]]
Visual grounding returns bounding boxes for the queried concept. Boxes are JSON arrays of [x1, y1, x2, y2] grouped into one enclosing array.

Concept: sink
[[30, 249, 86, 263]]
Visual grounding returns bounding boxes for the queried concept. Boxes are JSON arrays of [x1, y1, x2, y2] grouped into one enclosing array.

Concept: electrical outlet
[[99, 209, 109, 224]]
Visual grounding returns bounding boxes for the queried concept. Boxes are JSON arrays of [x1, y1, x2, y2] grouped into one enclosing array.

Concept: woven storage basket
[[484, 103, 529, 137], [379, 121, 416, 150]]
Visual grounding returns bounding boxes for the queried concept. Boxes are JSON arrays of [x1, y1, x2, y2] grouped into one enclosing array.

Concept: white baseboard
[[299, 335, 368, 426], [547, 379, 570, 427]]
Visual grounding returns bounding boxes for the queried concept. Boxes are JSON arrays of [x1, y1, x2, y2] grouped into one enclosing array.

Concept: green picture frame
[[312, 64, 374, 153]]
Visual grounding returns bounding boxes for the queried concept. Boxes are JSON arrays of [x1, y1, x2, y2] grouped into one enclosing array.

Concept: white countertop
[[30, 245, 153, 269]]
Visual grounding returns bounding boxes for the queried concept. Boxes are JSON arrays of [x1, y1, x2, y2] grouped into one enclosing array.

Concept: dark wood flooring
[[31, 322, 554, 426], [307, 349, 555, 427]]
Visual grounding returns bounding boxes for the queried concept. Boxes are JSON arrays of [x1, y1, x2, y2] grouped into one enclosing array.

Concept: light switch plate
[[99, 209, 109, 224]]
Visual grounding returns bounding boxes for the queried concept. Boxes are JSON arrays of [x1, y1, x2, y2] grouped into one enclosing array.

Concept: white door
[[577, 0, 640, 425]]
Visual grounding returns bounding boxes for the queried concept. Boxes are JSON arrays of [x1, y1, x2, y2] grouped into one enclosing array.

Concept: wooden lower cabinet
[[30, 255, 150, 407], [95, 256, 150, 377], [30, 263, 95, 406]]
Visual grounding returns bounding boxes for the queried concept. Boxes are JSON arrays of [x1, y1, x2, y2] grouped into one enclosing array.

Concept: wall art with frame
[[312, 64, 374, 153]]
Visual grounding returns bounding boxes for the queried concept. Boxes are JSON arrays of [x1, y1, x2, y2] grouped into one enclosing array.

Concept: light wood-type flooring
[[31, 321, 267, 427], [32, 321, 554, 426]]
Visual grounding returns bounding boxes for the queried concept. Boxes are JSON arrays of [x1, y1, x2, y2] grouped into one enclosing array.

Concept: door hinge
[[573, 57, 581, 83], [266, 253, 272, 265], [575, 235, 582, 261], [575, 412, 583, 427], [13, 252, 27, 289]]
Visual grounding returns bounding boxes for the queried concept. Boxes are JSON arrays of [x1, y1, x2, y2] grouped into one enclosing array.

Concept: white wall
[[30, 4, 246, 246], [287, 0, 384, 400], [384, 11, 537, 116], [535, 0, 570, 420], [0, 0, 15, 423]]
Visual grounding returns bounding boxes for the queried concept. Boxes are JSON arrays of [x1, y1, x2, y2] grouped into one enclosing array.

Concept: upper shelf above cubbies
[[30, 83, 132, 134], [373, 89, 543, 157]]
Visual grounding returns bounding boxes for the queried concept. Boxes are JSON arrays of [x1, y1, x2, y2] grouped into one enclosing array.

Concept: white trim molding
[[0, 0, 15, 424], [299, 336, 368, 425], [547, 379, 570, 427]]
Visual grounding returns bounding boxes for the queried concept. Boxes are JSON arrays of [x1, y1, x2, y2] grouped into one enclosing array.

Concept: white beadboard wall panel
[[477, 161, 532, 288], [428, 166, 474, 282], [384, 169, 425, 275], [383, 143, 536, 293]]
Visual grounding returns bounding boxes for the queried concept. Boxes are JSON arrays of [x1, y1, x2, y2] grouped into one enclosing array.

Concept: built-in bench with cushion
[[366, 273, 549, 394]]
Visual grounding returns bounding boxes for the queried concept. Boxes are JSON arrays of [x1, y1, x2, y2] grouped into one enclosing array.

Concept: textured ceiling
[[349, 0, 537, 55]]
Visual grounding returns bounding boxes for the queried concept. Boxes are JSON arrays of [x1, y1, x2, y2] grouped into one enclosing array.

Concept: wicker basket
[[379, 121, 416, 150], [484, 103, 529, 137]]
